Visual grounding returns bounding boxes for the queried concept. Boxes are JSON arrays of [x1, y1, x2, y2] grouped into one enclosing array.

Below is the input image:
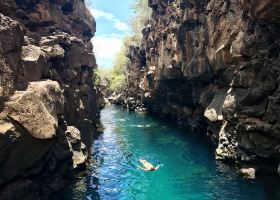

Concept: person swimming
[[138, 159, 160, 171]]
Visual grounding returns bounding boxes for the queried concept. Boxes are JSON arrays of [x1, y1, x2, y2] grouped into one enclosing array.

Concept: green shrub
[[93, 69, 101, 86], [99, 0, 151, 94], [109, 73, 126, 93], [108, 45, 128, 94], [128, 0, 152, 46]]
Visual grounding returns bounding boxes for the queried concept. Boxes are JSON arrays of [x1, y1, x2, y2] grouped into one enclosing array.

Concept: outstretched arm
[[155, 165, 160, 170]]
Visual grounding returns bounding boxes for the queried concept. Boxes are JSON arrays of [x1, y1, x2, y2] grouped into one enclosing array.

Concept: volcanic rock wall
[[0, 0, 102, 198], [127, 0, 280, 173]]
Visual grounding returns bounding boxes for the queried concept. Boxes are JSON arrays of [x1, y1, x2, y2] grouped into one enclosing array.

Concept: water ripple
[[53, 106, 280, 200]]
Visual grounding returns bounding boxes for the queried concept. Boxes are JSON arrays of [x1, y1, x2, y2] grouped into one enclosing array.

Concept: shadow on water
[[53, 105, 280, 200], [51, 170, 101, 200]]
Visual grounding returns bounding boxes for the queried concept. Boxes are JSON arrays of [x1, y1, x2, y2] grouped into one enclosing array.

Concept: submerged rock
[[239, 167, 256, 180]]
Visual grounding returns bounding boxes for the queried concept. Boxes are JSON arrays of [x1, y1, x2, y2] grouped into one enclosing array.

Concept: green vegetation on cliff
[[109, 45, 128, 93], [129, 0, 152, 45], [100, 0, 151, 94]]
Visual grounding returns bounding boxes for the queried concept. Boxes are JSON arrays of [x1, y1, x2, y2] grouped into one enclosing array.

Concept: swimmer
[[138, 159, 160, 171]]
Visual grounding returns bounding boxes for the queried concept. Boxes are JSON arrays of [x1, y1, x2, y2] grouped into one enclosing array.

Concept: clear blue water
[[55, 105, 280, 200]]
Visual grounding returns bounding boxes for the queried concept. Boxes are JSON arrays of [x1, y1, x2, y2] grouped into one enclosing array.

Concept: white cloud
[[89, 8, 129, 32], [92, 35, 123, 68], [90, 8, 114, 20], [109, 33, 124, 38], [114, 21, 129, 32]]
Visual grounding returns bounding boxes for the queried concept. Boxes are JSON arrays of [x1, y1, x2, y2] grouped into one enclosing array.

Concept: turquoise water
[[55, 105, 280, 200]]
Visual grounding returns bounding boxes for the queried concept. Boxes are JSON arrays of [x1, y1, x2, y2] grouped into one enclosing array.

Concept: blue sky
[[86, 0, 134, 68]]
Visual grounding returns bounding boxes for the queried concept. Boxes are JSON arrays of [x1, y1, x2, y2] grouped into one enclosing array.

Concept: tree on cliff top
[[109, 45, 129, 94], [106, 0, 151, 94], [128, 0, 152, 46]]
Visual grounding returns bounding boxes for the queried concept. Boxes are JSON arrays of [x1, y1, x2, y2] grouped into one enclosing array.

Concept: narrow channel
[[55, 105, 277, 200]]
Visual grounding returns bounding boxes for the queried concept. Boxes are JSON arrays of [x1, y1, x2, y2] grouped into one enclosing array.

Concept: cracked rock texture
[[0, 0, 102, 199], [126, 0, 280, 174]]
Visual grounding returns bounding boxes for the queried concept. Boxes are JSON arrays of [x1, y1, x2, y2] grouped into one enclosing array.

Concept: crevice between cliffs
[[105, 0, 280, 180]]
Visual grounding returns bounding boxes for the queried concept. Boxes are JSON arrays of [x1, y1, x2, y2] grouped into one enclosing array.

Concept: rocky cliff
[[126, 0, 280, 175], [0, 0, 102, 198]]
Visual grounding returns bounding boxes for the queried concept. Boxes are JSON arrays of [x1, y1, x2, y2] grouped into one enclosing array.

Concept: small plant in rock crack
[[170, 1, 182, 13], [93, 69, 101, 88], [170, 2, 177, 9]]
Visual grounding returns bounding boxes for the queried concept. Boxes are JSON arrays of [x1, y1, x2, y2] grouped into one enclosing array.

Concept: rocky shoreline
[[0, 0, 102, 199], [124, 0, 280, 177], [1, 0, 280, 197]]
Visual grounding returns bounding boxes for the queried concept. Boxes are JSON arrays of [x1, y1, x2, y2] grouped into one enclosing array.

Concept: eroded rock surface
[[5, 81, 63, 139], [0, 0, 101, 198], [126, 0, 280, 174]]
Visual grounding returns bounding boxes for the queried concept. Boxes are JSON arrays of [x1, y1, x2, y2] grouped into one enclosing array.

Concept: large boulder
[[0, 115, 55, 185], [204, 89, 227, 122], [65, 126, 87, 169], [21, 45, 47, 82], [65, 44, 96, 68], [5, 81, 64, 139]]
